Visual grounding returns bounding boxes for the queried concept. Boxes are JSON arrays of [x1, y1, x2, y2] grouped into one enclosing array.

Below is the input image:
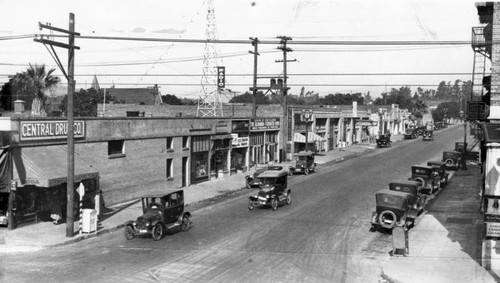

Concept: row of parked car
[[369, 155, 455, 232]]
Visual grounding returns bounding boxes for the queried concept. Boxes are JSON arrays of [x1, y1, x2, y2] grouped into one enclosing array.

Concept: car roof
[[411, 165, 433, 170], [257, 169, 289, 178], [389, 180, 420, 186], [141, 189, 184, 198], [376, 189, 413, 199], [296, 151, 315, 156]]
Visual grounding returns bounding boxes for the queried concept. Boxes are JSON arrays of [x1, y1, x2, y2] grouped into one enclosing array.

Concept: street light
[[459, 110, 467, 170], [301, 109, 313, 152]]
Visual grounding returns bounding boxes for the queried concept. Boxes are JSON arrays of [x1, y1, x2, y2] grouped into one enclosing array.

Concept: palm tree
[[11, 64, 60, 116]]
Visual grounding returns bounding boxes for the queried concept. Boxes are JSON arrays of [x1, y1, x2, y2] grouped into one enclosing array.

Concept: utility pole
[[249, 37, 259, 118], [35, 13, 80, 237], [276, 36, 295, 162]]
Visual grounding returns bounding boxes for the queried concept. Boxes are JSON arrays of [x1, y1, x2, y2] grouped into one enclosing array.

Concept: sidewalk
[[381, 164, 496, 283]]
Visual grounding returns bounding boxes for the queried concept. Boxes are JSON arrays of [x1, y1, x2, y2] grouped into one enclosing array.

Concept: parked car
[[442, 151, 461, 170], [388, 180, 426, 212], [422, 130, 434, 141], [376, 135, 392, 148], [245, 165, 284, 189], [124, 190, 192, 241], [248, 169, 291, 211], [404, 128, 418, 139], [408, 165, 441, 194], [289, 151, 316, 175], [415, 126, 425, 136], [427, 160, 450, 187], [370, 189, 418, 231]]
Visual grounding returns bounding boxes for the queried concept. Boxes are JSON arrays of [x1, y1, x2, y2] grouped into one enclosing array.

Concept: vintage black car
[[248, 169, 291, 211], [408, 165, 441, 194], [404, 128, 418, 139], [422, 130, 434, 141], [442, 151, 461, 170], [388, 180, 426, 211], [427, 160, 449, 187], [289, 151, 316, 175], [370, 189, 418, 231], [376, 135, 392, 148], [124, 190, 192, 241], [245, 165, 284, 189]]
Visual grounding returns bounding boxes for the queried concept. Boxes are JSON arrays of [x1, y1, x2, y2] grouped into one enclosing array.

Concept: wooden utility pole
[[249, 37, 260, 118], [276, 36, 295, 162], [35, 13, 80, 237]]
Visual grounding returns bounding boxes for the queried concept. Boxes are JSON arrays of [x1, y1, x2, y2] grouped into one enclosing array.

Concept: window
[[167, 137, 174, 151], [166, 158, 173, 179], [108, 140, 125, 158], [182, 136, 189, 149]]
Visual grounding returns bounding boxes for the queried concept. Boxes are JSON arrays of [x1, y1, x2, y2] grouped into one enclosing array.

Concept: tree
[[0, 82, 13, 110], [60, 88, 116, 117], [10, 64, 60, 116], [431, 101, 460, 122], [320, 92, 364, 105], [229, 91, 270, 104], [161, 94, 182, 105]]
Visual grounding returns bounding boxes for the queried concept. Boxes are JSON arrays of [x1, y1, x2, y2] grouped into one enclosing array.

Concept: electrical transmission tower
[[197, 0, 224, 117]]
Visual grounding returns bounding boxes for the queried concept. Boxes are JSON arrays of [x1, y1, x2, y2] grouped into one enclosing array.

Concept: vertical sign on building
[[353, 101, 358, 118], [217, 66, 225, 90]]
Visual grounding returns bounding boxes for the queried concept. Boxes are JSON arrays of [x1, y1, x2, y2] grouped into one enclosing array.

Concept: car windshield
[[376, 193, 406, 207], [260, 177, 276, 186], [298, 156, 308, 161]]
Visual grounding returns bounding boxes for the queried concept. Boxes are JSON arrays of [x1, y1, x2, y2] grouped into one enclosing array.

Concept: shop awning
[[293, 132, 326, 143], [13, 145, 99, 188], [210, 134, 234, 140]]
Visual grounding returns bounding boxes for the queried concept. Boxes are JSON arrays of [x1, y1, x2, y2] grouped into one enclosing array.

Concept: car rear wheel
[[414, 177, 426, 188], [271, 197, 279, 211], [152, 223, 164, 241], [444, 158, 455, 167], [124, 225, 134, 240], [180, 215, 190, 231], [378, 210, 397, 230]]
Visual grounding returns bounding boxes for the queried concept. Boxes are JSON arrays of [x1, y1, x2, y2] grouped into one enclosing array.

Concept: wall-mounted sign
[[215, 121, 230, 133], [20, 121, 85, 141], [232, 136, 249, 147], [486, 222, 500, 238], [467, 101, 487, 120], [250, 118, 280, 131], [232, 120, 250, 132]]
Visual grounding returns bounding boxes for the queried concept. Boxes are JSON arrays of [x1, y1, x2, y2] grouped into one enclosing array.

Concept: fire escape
[[470, 24, 491, 147]]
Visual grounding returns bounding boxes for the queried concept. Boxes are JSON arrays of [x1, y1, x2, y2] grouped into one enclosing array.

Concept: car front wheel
[[304, 168, 309, 175], [180, 215, 190, 231], [271, 197, 279, 211], [248, 199, 255, 211], [152, 223, 164, 241], [124, 225, 135, 240], [285, 193, 292, 205]]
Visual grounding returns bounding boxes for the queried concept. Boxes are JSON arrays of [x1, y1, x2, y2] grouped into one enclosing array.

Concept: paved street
[[0, 125, 493, 283]]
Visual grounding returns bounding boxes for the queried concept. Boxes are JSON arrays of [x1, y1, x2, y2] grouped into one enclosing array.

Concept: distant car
[[415, 126, 425, 136], [124, 190, 192, 241], [427, 160, 450, 187], [248, 169, 291, 211], [245, 165, 284, 189], [422, 130, 434, 141], [370, 189, 418, 231], [376, 135, 392, 148], [404, 128, 418, 139], [408, 165, 441, 194], [289, 151, 316, 175], [442, 151, 461, 170]]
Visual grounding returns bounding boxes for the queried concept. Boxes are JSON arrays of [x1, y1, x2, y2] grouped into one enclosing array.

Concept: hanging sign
[[217, 66, 225, 89]]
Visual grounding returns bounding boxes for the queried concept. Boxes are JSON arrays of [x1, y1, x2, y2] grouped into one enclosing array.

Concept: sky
[[0, 0, 484, 100]]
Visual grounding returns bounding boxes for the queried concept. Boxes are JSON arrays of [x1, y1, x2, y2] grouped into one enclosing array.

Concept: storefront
[[191, 135, 210, 184], [230, 120, 250, 173], [210, 134, 232, 178], [9, 134, 99, 228], [250, 118, 280, 166]]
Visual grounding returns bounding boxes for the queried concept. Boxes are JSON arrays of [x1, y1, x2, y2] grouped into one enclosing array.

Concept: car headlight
[[145, 222, 150, 227], [265, 195, 269, 198]]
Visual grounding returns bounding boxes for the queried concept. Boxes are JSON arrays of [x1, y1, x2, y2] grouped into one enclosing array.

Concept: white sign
[[486, 222, 500, 238], [352, 101, 357, 117]]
